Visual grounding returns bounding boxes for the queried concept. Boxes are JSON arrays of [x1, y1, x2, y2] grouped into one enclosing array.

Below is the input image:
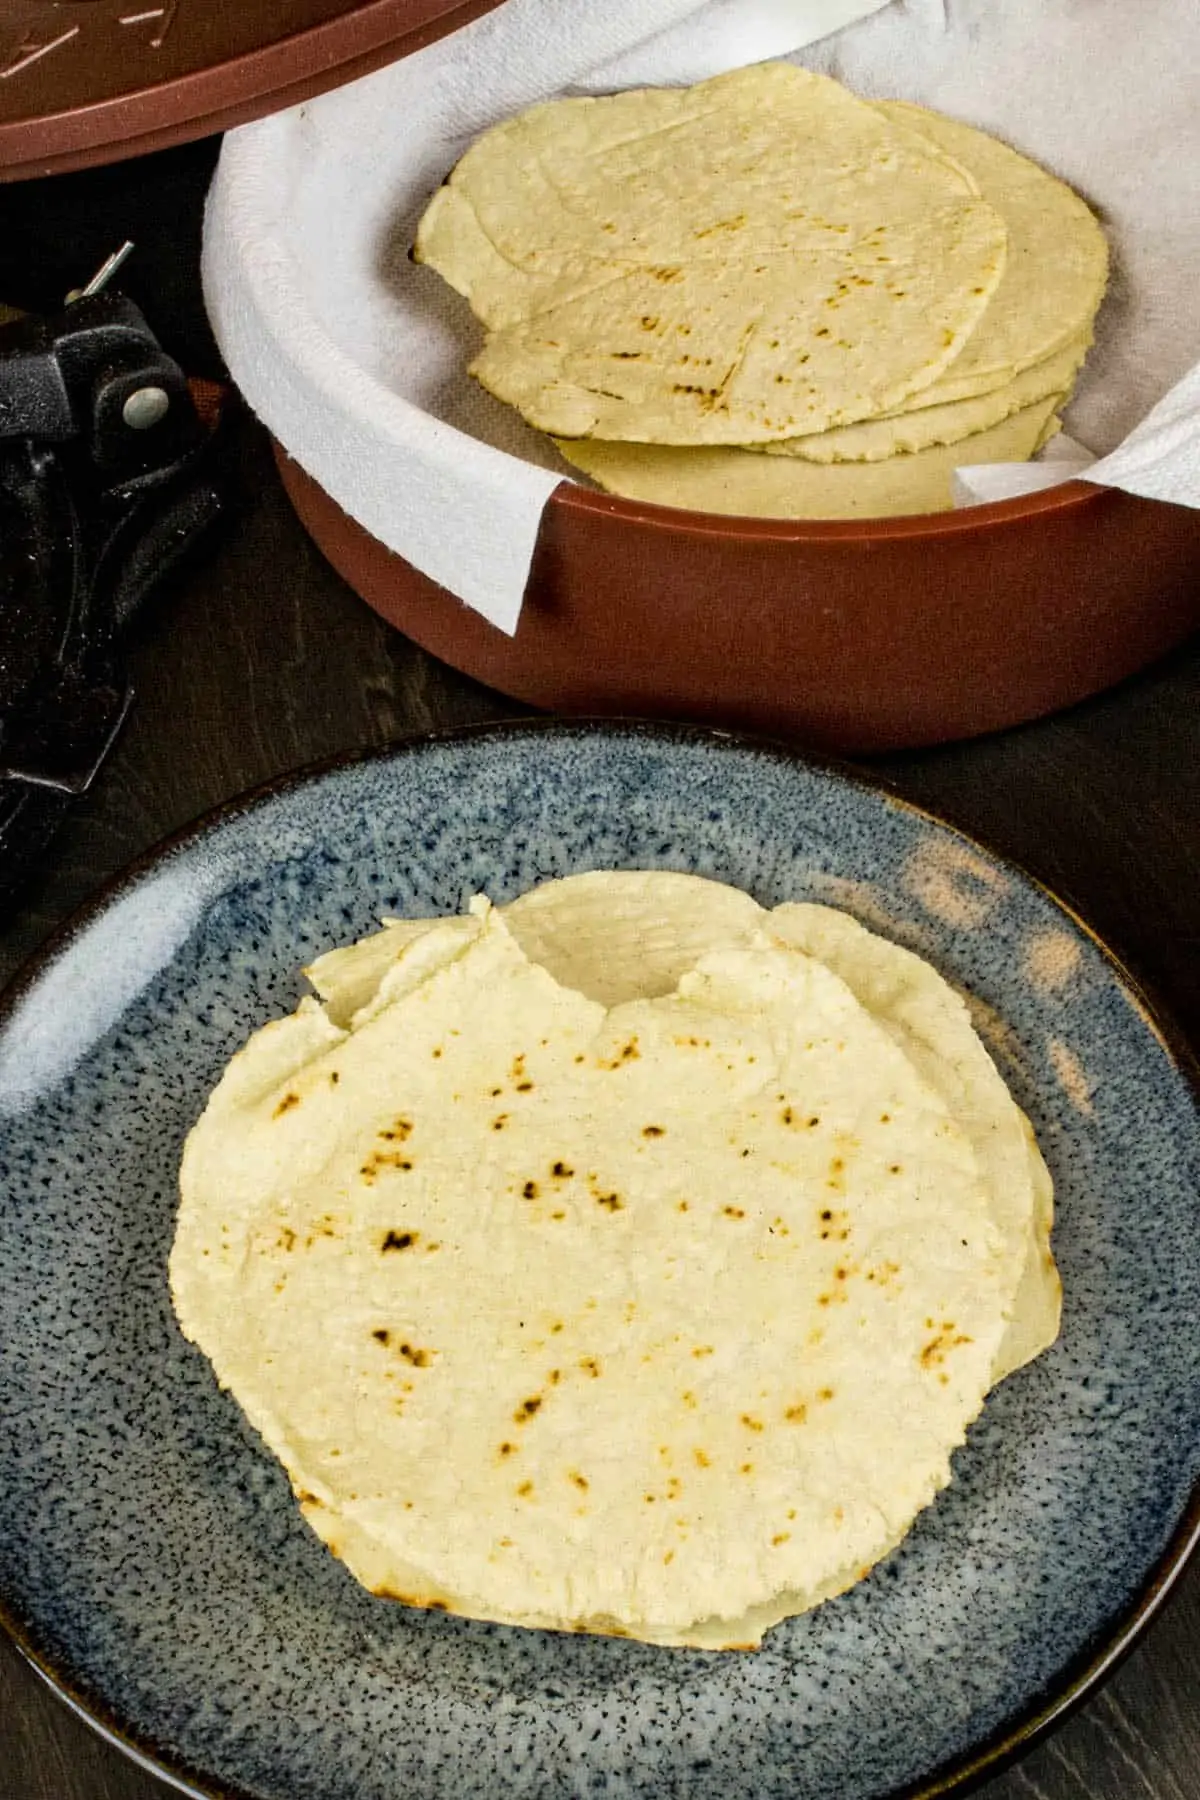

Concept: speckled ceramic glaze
[[2, 721, 1198, 1800]]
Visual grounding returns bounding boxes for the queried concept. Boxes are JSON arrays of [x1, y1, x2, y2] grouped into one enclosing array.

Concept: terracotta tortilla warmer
[[4, 0, 1195, 751]]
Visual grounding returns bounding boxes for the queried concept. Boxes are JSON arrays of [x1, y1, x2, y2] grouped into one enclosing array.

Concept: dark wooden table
[[1, 138, 1198, 1800]]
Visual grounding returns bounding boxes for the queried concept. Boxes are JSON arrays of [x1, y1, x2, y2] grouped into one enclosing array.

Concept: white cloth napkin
[[203, 0, 1200, 634]]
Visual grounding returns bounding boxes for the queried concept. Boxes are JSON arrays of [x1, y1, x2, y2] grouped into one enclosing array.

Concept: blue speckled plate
[[2, 720, 1199, 1800]]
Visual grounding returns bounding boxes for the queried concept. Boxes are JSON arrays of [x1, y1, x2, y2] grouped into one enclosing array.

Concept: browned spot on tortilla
[[919, 1325, 974, 1369], [273, 1091, 300, 1118], [385, 1224, 422, 1252], [361, 1146, 413, 1182], [381, 1229, 418, 1252]]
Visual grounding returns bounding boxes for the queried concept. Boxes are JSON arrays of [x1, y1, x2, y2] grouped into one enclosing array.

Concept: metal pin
[[66, 240, 135, 304]]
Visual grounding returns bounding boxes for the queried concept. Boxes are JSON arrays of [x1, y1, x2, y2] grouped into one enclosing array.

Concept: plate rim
[[2, 713, 1199, 1800]]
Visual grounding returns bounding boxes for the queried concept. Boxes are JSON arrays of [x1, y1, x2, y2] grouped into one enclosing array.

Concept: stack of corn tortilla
[[415, 65, 1107, 517], [171, 872, 1060, 1649]]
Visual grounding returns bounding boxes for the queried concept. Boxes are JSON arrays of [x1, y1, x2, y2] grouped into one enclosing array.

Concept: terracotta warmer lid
[[0, 0, 505, 181]]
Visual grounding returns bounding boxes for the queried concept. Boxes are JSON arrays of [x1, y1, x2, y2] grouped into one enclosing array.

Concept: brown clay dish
[[277, 448, 1200, 753]]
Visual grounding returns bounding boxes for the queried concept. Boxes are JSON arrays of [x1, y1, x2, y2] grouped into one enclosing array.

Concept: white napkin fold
[[956, 367, 1200, 511], [203, 0, 1200, 635], [577, 0, 896, 90], [952, 434, 1095, 509]]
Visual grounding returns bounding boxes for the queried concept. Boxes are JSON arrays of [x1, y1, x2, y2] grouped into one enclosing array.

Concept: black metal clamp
[[0, 254, 227, 915]]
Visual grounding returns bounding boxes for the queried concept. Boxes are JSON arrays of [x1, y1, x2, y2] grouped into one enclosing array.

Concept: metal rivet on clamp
[[122, 385, 170, 430]]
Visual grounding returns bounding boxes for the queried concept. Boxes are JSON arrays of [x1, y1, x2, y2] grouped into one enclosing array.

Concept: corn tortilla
[[307, 873, 1059, 1385], [552, 395, 1062, 518], [418, 64, 1009, 445], [173, 896, 1018, 1647]]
